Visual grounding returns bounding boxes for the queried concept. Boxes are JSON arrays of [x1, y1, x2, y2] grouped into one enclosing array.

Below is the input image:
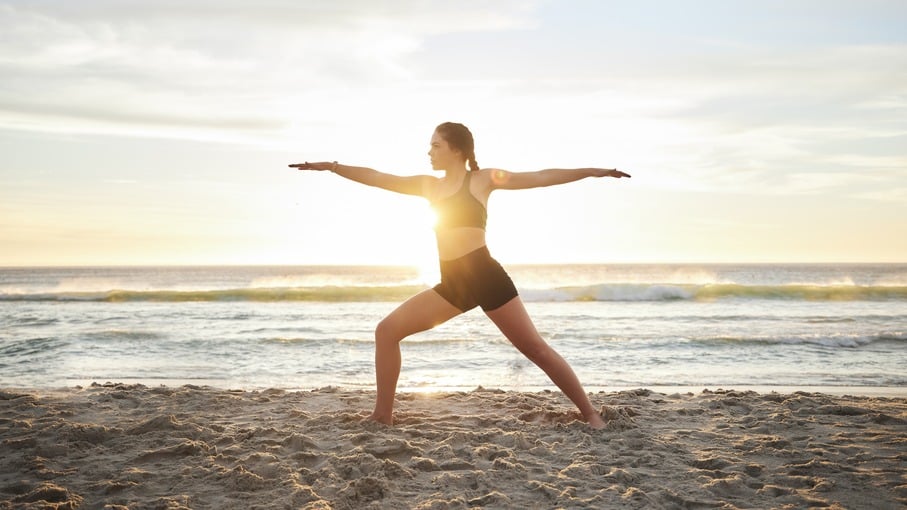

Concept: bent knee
[[375, 318, 403, 345]]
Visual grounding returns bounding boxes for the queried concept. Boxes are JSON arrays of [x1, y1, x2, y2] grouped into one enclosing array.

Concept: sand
[[1, 384, 905, 509]]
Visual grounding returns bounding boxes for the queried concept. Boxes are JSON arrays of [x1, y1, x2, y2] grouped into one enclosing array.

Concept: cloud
[[590, 43, 907, 199], [0, 1, 538, 140]]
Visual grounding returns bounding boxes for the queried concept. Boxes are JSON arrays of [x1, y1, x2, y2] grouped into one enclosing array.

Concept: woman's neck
[[443, 164, 468, 179]]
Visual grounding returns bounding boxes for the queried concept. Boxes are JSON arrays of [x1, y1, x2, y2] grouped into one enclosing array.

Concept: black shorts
[[433, 246, 518, 312]]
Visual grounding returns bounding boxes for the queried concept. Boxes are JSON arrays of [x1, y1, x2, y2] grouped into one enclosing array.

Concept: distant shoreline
[[3, 261, 907, 269]]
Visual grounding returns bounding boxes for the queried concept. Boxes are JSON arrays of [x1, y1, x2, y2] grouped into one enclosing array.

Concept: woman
[[290, 122, 630, 429]]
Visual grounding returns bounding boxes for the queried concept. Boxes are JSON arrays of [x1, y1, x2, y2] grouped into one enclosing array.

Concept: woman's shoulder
[[473, 168, 510, 189], [470, 168, 501, 182], [419, 174, 446, 201]]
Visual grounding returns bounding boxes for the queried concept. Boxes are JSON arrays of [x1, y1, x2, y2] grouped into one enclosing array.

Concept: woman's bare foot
[[585, 405, 618, 430], [367, 412, 393, 426], [586, 412, 607, 430]]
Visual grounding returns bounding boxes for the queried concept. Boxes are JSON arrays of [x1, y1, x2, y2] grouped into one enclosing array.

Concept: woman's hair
[[435, 122, 479, 172]]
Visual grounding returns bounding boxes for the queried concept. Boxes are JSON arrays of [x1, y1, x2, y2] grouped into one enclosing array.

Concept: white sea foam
[[52, 278, 138, 293]]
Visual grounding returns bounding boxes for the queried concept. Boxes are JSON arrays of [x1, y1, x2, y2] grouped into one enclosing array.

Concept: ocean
[[1, 264, 905, 393]]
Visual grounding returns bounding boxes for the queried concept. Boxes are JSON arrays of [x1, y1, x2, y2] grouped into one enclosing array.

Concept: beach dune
[[1, 384, 905, 509]]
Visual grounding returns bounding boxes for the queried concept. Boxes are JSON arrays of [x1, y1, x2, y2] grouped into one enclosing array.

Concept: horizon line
[[2, 260, 906, 269]]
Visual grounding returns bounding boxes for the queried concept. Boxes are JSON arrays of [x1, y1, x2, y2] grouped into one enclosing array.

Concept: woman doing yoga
[[290, 122, 630, 429]]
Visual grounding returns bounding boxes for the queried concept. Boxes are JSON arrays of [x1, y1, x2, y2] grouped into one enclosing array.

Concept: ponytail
[[468, 153, 479, 172]]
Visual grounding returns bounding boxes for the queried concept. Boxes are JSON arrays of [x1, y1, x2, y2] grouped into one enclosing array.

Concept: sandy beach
[[1, 384, 905, 509]]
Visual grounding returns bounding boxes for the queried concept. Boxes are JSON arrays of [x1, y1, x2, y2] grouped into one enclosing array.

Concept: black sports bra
[[431, 172, 487, 230]]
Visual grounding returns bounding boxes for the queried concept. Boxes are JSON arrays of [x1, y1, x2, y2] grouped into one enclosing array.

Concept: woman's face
[[428, 130, 463, 171]]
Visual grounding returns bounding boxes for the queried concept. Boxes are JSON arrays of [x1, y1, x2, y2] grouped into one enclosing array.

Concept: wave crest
[[2, 283, 905, 303]]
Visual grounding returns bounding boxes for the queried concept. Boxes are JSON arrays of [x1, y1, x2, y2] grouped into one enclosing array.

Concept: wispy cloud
[[0, 1, 538, 140]]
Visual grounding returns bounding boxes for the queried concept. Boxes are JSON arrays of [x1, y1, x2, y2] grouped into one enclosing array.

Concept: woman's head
[[433, 122, 479, 172]]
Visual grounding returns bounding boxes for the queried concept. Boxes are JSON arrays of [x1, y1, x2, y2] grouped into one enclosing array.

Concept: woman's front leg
[[370, 289, 461, 425]]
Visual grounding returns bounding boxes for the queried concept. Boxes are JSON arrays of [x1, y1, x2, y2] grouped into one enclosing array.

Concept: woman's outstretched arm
[[489, 167, 630, 190], [290, 161, 434, 197]]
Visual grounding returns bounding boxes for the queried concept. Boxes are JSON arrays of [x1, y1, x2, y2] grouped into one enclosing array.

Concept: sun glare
[[412, 207, 440, 285]]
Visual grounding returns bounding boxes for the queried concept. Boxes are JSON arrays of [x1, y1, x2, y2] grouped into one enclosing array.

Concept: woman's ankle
[[367, 411, 393, 426]]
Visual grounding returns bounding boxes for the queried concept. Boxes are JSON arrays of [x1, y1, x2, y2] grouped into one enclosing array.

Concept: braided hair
[[435, 122, 479, 172]]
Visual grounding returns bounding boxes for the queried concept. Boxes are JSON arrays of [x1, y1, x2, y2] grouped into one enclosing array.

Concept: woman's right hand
[[289, 161, 335, 171]]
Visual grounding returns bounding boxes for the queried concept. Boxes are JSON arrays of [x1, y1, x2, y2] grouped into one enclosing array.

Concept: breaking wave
[[2, 283, 906, 303]]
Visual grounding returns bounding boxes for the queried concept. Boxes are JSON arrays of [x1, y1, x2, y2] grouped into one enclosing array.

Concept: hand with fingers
[[289, 161, 338, 171], [589, 168, 631, 178]]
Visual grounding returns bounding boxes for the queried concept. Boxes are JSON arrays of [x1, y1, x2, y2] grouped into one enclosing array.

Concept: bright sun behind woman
[[413, 205, 441, 286]]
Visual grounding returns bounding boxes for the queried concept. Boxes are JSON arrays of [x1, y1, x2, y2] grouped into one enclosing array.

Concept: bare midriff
[[435, 227, 487, 261]]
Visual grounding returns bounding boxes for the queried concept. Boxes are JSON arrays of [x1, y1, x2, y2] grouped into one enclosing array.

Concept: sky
[[1, 0, 906, 266]]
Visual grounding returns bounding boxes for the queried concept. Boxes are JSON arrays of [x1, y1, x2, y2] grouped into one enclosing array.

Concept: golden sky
[[1, 1, 906, 266]]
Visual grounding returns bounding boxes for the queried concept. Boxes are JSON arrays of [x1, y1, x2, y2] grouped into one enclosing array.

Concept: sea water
[[1, 264, 905, 392]]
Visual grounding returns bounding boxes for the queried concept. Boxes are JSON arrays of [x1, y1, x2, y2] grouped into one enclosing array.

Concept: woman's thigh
[[483, 296, 547, 354], [377, 288, 462, 340]]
